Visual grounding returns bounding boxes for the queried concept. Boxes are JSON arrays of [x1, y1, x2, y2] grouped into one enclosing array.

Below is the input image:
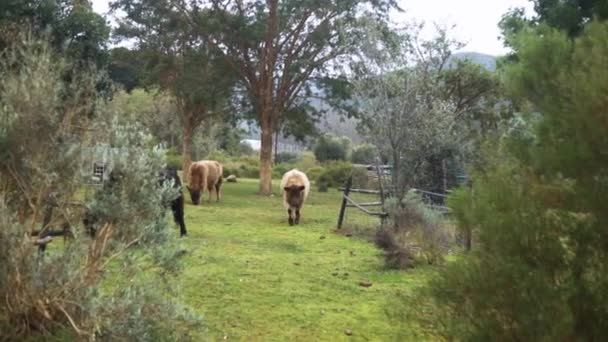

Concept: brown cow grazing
[[187, 160, 223, 205], [281, 169, 310, 226]]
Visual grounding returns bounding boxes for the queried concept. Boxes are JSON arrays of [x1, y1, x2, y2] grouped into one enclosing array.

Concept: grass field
[[149, 178, 436, 340]]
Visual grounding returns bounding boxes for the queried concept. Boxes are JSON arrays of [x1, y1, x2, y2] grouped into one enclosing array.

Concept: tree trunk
[[259, 121, 274, 195], [442, 159, 448, 193], [182, 123, 194, 182], [274, 127, 279, 163]]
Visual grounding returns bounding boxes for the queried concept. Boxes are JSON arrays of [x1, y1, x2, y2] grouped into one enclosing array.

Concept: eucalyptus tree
[[170, 0, 399, 194], [353, 22, 501, 199], [111, 0, 236, 175]]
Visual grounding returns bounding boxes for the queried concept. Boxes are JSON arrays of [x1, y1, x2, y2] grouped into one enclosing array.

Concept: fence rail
[[336, 166, 453, 229], [337, 170, 388, 229]]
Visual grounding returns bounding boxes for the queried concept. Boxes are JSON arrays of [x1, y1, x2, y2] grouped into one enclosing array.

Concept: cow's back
[[199, 160, 222, 185]]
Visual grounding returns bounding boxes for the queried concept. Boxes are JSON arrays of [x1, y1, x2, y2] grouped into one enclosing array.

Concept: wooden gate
[[337, 163, 389, 229]]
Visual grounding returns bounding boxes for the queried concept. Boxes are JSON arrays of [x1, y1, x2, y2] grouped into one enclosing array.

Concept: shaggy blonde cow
[[187, 160, 223, 205], [280, 169, 310, 226]]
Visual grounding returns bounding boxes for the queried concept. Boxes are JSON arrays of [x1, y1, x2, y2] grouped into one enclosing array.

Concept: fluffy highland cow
[[280, 169, 310, 226], [187, 160, 223, 205]]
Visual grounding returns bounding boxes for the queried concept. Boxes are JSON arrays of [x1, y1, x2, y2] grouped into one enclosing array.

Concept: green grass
[[157, 179, 436, 340]]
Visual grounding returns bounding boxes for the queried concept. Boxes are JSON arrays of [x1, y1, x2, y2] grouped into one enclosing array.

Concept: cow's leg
[[215, 178, 222, 202], [295, 207, 301, 225], [201, 172, 208, 203], [287, 208, 294, 226], [173, 195, 187, 237]]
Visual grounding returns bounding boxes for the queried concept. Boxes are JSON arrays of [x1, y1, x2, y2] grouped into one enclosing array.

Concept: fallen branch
[[34, 236, 53, 246], [31, 229, 70, 237]]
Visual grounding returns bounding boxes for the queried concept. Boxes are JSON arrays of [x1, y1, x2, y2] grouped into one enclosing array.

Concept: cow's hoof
[[288, 218, 294, 226]]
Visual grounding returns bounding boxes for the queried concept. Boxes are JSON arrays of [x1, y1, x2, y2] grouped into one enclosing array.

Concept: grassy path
[[174, 179, 432, 341]]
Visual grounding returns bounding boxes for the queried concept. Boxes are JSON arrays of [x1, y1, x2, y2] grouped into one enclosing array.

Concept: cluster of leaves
[[425, 21, 608, 340], [353, 21, 502, 200], [0, 40, 200, 339], [313, 133, 351, 162], [350, 143, 378, 164], [315, 161, 368, 191], [376, 193, 453, 269]]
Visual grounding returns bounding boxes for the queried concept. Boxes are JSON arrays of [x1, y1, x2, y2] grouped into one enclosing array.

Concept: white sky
[[91, 0, 534, 56]]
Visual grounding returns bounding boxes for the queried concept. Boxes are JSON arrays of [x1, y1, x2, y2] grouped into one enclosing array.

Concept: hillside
[[241, 51, 497, 147], [449, 51, 497, 71]]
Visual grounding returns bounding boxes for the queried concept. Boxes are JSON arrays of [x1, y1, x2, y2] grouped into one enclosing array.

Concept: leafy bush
[[350, 143, 378, 164], [206, 149, 229, 162], [238, 141, 255, 156], [221, 162, 240, 177], [0, 40, 200, 339], [272, 162, 295, 179], [316, 161, 368, 189], [376, 192, 453, 269], [294, 151, 317, 171], [313, 134, 348, 162], [238, 164, 260, 178], [275, 152, 298, 163], [306, 166, 325, 182], [165, 148, 183, 170], [222, 156, 260, 178], [423, 22, 608, 340]]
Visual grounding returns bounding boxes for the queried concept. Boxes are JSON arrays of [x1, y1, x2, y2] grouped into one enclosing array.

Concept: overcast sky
[[91, 0, 534, 56]]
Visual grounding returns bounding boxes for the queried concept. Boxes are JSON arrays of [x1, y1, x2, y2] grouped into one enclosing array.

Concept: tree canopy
[[171, 0, 399, 194], [0, 0, 109, 69], [111, 0, 237, 174], [427, 19, 608, 341]]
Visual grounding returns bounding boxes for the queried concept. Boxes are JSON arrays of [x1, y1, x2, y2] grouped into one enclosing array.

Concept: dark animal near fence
[[159, 168, 187, 237], [187, 160, 223, 205], [84, 167, 187, 238]]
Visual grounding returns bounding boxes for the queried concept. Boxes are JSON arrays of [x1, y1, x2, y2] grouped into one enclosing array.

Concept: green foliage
[[0, 0, 110, 67], [166, 148, 183, 170], [222, 156, 260, 178], [272, 162, 295, 179], [501, 0, 608, 41], [354, 23, 502, 200], [294, 151, 317, 172], [206, 149, 229, 162], [316, 161, 367, 189], [107, 88, 180, 149], [108, 47, 141, 92], [149, 178, 436, 340], [427, 21, 608, 340], [217, 124, 248, 156], [305, 166, 325, 183], [275, 152, 298, 164], [313, 134, 349, 162], [181, 0, 398, 192], [238, 141, 255, 156], [377, 193, 452, 269], [111, 0, 238, 168], [0, 39, 199, 339], [350, 143, 378, 164]]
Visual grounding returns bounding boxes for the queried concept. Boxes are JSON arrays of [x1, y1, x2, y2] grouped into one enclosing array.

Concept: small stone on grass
[[359, 280, 373, 287]]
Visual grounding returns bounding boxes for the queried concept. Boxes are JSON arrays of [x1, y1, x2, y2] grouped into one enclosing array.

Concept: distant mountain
[[448, 52, 497, 71], [241, 51, 497, 148]]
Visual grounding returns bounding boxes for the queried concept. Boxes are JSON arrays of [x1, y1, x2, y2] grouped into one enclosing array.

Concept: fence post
[[375, 161, 388, 227], [337, 175, 352, 229]]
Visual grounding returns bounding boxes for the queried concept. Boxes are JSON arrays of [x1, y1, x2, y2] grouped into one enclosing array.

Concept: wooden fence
[[336, 164, 451, 229]]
